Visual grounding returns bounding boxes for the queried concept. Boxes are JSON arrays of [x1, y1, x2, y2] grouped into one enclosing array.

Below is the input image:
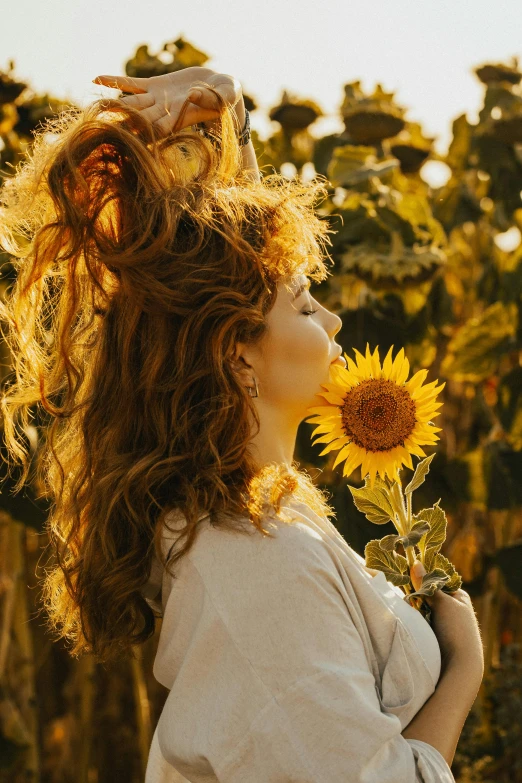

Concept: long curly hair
[[0, 89, 336, 663]]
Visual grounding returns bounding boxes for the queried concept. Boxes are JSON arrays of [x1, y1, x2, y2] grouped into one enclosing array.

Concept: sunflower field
[[1, 39, 522, 783]]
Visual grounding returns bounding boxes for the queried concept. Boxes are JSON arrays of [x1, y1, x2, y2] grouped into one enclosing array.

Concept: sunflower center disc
[[341, 377, 416, 451]]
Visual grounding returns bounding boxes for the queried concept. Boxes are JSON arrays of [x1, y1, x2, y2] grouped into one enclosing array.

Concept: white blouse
[[142, 498, 454, 783], [366, 569, 441, 688]]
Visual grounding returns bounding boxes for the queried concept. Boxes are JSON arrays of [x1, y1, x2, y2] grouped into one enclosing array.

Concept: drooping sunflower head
[[305, 344, 445, 489]]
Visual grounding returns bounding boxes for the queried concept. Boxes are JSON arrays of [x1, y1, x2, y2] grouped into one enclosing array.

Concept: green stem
[[384, 480, 422, 610], [395, 484, 417, 568], [387, 483, 405, 536], [403, 490, 422, 572]]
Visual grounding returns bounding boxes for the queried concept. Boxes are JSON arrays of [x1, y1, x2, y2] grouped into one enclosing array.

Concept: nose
[[329, 311, 342, 337]]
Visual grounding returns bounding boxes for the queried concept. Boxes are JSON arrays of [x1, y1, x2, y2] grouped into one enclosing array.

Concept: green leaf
[[415, 501, 447, 560], [327, 145, 399, 188], [495, 367, 522, 433], [379, 533, 401, 552], [404, 453, 436, 495], [363, 473, 389, 491], [403, 568, 451, 602], [440, 301, 518, 383], [374, 206, 417, 245], [348, 484, 395, 525], [395, 552, 408, 573], [364, 539, 411, 586], [403, 551, 462, 605], [446, 114, 472, 172], [403, 519, 432, 549], [434, 552, 463, 592], [378, 519, 430, 553]]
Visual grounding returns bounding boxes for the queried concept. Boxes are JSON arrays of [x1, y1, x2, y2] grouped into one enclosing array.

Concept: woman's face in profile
[[249, 274, 344, 422]]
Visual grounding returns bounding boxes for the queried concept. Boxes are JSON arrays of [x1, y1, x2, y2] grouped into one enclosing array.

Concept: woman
[[0, 66, 483, 782]]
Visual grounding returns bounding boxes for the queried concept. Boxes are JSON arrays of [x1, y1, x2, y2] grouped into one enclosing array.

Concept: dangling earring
[[247, 376, 259, 398]]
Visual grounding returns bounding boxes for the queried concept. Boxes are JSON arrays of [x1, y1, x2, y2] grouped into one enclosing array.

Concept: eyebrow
[[292, 281, 311, 301]]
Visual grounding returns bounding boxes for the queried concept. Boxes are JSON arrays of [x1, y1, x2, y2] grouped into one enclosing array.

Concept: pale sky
[[2, 0, 521, 153]]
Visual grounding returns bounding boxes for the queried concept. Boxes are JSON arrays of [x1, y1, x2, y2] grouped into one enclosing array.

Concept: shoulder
[[186, 499, 340, 584]]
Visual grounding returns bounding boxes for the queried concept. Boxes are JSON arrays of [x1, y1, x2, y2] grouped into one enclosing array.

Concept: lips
[[331, 355, 347, 367]]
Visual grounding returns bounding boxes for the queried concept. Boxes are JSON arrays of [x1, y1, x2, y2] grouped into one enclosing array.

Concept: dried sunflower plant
[[306, 344, 463, 626]]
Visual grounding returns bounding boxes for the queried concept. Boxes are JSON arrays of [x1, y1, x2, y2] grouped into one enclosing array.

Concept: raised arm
[[92, 67, 260, 183]]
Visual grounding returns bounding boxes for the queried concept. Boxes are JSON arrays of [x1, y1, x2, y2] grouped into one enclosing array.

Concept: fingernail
[[412, 560, 425, 575], [189, 89, 202, 101]]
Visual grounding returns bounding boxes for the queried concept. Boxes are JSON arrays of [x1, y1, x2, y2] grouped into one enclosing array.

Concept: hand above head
[[92, 66, 244, 139]]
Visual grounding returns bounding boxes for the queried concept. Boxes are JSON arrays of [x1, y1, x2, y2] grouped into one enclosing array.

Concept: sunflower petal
[[345, 353, 362, 378], [376, 457, 389, 484], [416, 410, 442, 422], [319, 381, 344, 393], [410, 431, 439, 444], [306, 406, 341, 415], [318, 391, 345, 405], [360, 451, 371, 478], [342, 446, 364, 476], [405, 368, 429, 393], [416, 403, 444, 418], [414, 387, 446, 405], [313, 426, 344, 441], [390, 347, 405, 383], [415, 428, 440, 440], [328, 379, 350, 396], [411, 379, 439, 400], [343, 455, 361, 477], [330, 364, 358, 388], [312, 432, 339, 445], [415, 401, 442, 414], [332, 443, 353, 468], [310, 423, 337, 437], [352, 346, 369, 375], [319, 437, 350, 456], [404, 454, 414, 472], [382, 345, 394, 379], [305, 416, 337, 426], [367, 460, 378, 490], [396, 352, 410, 386], [371, 345, 382, 379], [365, 343, 379, 378], [395, 448, 410, 469], [404, 441, 427, 457]]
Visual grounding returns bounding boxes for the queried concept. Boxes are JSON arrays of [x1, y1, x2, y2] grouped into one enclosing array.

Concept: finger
[[153, 106, 223, 137], [208, 73, 242, 107], [186, 85, 219, 111], [119, 92, 155, 109], [93, 75, 148, 94], [410, 560, 426, 593], [187, 75, 242, 114], [152, 96, 193, 136]]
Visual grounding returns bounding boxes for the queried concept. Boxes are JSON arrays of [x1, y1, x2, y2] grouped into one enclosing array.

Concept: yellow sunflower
[[306, 343, 444, 489]]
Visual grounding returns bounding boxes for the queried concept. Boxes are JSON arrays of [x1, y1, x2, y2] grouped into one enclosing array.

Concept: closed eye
[[301, 309, 318, 316]]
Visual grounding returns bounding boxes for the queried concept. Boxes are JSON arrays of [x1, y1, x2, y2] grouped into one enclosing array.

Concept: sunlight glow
[[420, 160, 452, 189]]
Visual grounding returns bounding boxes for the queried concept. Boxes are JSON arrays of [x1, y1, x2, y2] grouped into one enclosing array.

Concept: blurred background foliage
[[0, 37, 521, 783]]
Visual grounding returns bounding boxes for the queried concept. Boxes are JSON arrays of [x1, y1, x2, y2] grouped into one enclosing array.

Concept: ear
[[229, 341, 256, 384]]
